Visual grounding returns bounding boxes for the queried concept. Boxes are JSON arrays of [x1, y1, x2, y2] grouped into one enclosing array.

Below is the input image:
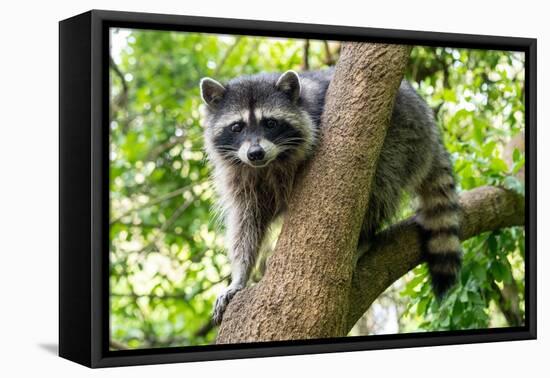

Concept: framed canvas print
[[59, 9, 536, 368]]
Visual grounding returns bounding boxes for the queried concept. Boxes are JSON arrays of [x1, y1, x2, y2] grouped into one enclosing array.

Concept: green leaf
[[442, 89, 457, 103], [472, 263, 487, 282], [417, 297, 431, 316], [490, 158, 509, 174], [459, 289, 470, 303], [487, 234, 498, 255], [491, 261, 506, 282], [512, 147, 521, 163], [481, 141, 497, 158]]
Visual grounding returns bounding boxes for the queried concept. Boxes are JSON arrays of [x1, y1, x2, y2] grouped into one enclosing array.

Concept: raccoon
[[200, 69, 462, 324]]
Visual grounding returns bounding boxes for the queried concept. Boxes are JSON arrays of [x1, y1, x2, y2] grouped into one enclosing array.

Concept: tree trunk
[[215, 43, 525, 344], [217, 42, 411, 343]]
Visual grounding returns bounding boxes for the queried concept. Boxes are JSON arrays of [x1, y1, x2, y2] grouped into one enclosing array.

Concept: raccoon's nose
[[247, 145, 265, 161]]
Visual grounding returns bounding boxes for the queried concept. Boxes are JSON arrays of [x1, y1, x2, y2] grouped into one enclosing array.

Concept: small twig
[[110, 180, 205, 225], [302, 39, 310, 70], [143, 127, 205, 163], [242, 40, 261, 71], [109, 340, 129, 350], [145, 135, 187, 162], [323, 40, 335, 66], [132, 195, 196, 256], [109, 56, 129, 109], [111, 275, 229, 300], [213, 37, 242, 77]]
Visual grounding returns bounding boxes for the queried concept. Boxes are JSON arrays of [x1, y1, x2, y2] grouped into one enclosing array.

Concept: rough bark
[[346, 186, 525, 329], [492, 279, 523, 326], [216, 42, 412, 343]]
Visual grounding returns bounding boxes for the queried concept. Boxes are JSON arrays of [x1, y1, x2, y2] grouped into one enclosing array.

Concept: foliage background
[[109, 29, 525, 349]]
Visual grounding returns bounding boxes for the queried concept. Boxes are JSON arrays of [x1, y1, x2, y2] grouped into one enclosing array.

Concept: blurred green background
[[109, 29, 525, 350]]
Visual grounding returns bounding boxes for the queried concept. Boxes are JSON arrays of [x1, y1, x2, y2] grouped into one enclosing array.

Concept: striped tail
[[417, 165, 462, 299]]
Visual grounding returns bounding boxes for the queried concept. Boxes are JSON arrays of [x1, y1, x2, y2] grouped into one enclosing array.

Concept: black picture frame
[[59, 9, 537, 368]]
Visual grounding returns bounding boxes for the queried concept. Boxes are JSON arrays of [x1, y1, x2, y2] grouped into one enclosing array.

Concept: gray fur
[[200, 69, 462, 324]]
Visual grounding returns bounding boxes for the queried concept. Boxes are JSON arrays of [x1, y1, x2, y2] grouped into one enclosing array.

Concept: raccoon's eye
[[230, 122, 244, 133], [265, 119, 278, 129]]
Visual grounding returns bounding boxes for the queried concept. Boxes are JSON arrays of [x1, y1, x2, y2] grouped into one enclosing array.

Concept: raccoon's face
[[200, 71, 314, 168]]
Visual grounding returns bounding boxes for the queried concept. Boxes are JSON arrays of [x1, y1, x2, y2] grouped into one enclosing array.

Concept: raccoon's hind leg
[[416, 158, 462, 299]]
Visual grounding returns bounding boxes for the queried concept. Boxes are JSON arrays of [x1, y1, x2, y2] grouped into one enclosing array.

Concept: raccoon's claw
[[212, 286, 242, 325]]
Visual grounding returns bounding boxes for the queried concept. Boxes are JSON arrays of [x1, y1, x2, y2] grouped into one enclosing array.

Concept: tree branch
[[346, 186, 525, 329], [323, 40, 335, 66], [213, 37, 242, 77], [302, 39, 310, 70], [109, 180, 205, 225], [109, 340, 129, 350], [491, 279, 523, 326], [109, 56, 129, 110], [132, 195, 195, 256]]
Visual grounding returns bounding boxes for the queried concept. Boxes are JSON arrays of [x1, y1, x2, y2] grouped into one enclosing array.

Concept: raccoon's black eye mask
[[264, 118, 278, 129], [226, 118, 280, 134]]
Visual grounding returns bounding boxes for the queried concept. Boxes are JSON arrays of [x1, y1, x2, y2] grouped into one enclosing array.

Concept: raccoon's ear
[[200, 78, 226, 109], [276, 70, 301, 102]]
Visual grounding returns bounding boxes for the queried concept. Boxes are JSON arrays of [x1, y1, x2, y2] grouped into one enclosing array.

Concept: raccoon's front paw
[[212, 286, 242, 325]]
